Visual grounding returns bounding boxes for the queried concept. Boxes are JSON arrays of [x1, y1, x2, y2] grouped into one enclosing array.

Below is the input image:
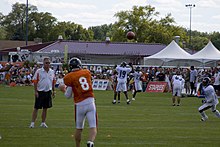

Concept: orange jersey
[[64, 69, 94, 103]]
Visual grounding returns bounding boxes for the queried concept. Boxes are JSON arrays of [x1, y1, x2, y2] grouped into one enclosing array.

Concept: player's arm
[[32, 71, 39, 98], [64, 86, 73, 99], [128, 62, 134, 72]]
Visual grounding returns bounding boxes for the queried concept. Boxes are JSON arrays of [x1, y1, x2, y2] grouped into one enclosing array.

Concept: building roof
[[0, 40, 37, 50], [0, 42, 54, 55], [38, 40, 166, 56]]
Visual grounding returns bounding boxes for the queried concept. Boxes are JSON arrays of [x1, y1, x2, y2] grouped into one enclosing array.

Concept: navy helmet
[[120, 61, 127, 67], [135, 66, 141, 71], [69, 57, 82, 70], [202, 77, 211, 86]]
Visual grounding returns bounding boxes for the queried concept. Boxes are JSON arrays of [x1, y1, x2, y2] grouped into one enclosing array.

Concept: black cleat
[[87, 143, 94, 147], [127, 100, 131, 104]]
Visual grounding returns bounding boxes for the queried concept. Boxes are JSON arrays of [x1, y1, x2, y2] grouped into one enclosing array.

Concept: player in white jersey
[[198, 77, 220, 121], [131, 66, 143, 100], [171, 70, 185, 106], [113, 62, 132, 104]]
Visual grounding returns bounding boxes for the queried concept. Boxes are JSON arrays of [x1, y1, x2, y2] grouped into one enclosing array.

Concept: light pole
[[185, 4, 195, 51], [25, 0, 28, 46]]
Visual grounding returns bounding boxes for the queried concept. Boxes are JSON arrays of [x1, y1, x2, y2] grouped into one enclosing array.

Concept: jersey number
[[79, 77, 89, 90], [119, 70, 126, 79]]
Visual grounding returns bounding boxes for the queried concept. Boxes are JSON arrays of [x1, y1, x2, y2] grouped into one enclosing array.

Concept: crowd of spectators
[[1, 62, 220, 95]]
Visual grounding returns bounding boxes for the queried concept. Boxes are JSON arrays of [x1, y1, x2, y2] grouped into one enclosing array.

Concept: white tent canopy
[[191, 41, 220, 63], [144, 40, 199, 67]]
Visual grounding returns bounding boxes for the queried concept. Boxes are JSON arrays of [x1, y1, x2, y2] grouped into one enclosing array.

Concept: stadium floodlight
[[26, 0, 28, 46], [185, 4, 195, 51]]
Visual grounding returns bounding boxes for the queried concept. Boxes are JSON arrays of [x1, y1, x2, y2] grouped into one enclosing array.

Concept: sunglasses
[[45, 62, 50, 64]]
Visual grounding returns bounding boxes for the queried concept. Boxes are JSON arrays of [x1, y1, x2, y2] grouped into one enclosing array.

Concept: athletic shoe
[[172, 104, 176, 106], [177, 104, 180, 106], [132, 98, 135, 101], [40, 123, 48, 128], [127, 99, 131, 104], [29, 123, 34, 128], [201, 117, 208, 122], [87, 141, 94, 147], [118, 101, 120, 104]]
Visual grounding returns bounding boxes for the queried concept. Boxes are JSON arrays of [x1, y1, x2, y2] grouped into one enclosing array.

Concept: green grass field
[[1, 85, 220, 147]]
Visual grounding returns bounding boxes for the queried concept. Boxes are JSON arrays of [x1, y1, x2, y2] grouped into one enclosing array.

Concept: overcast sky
[[1, 0, 220, 33]]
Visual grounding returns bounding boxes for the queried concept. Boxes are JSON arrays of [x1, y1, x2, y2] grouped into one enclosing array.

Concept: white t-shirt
[[213, 72, 220, 85], [32, 67, 55, 91]]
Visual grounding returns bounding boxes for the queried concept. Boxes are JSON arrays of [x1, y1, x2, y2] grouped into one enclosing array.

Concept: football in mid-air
[[126, 31, 135, 40]]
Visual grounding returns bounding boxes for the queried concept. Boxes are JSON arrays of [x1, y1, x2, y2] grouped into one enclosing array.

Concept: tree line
[[0, 2, 220, 51]]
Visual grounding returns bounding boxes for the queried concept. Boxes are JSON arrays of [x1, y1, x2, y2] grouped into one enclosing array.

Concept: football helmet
[[135, 66, 141, 71], [69, 57, 82, 70], [120, 61, 127, 67], [202, 77, 210, 86]]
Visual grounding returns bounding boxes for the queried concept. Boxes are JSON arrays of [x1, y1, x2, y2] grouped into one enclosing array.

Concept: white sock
[[200, 112, 208, 119], [31, 122, 34, 125], [214, 110, 220, 118]]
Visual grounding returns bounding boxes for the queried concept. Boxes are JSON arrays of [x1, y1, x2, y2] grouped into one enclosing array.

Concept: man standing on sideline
[[112, 62, 132, 104], [64, 57, 97, 147], [29, 57, 56, 128], [198, 77, 220, 121], [190, 66, 197, 96], [213, 68, 220, 95]]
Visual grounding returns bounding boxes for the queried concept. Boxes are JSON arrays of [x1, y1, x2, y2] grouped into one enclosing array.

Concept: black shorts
[[34, 91, 52, 109]]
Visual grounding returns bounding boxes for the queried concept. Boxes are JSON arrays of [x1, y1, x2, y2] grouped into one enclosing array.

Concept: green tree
[[29, 12, 57, 42], [112, 5, 186, 45], [0, 12, 7, 40], [210, 32, 220, 50], [88, 24, 113, 41], [1, 2, 37, 40], [49, 21, 94, 41], [113, 5, 160, 42], [0, 26, 7, 40], [191, 36, 209, 51]]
